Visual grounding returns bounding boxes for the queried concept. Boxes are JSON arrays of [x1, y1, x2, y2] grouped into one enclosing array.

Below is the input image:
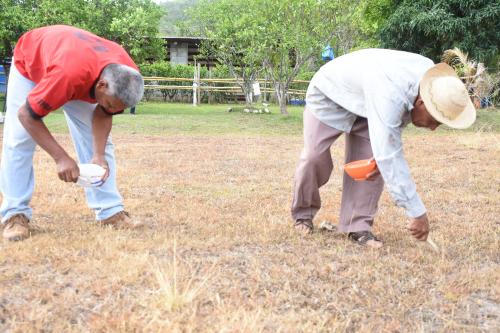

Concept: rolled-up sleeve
[[363, 75, 427, 218], [26, 66, 74, 117]]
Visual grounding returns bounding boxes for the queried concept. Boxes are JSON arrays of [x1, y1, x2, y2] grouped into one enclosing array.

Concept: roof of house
[[161, 36, 208, 42]]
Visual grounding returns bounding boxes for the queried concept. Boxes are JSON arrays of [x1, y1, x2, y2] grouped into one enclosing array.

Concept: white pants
[[0, 63, 124, 223]]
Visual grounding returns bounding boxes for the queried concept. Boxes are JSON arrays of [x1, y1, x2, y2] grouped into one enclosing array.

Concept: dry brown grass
[[0, 127, 499, 332]]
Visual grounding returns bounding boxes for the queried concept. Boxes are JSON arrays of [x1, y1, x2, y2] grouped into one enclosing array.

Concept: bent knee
[[300, 148, 331, 167]]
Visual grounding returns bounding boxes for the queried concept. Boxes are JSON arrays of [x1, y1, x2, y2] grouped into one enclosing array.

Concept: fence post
[[208, 67, 213, 104], [192, 61, 198, 106], [197, 63, 201, 105], [263, 73, 268, 103]]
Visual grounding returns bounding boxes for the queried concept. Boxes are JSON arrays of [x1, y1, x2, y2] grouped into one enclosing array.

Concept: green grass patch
[[43, 103, 305, 136], [0, 92, 5, 113], [25, 102, 500, 136]]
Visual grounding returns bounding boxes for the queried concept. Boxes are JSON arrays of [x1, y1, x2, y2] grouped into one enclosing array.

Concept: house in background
[[162, 36, 217, 67]]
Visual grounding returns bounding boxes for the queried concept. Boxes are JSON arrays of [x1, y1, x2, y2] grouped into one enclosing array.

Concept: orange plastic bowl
[[343, 159, 377, 181]]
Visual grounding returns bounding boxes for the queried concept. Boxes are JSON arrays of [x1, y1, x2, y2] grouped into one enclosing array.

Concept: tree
[[380, 0, 500, 66], [255, 0, 358, 114], [86, 0, 166, 63], [186, 0, 360, 114], [0, 0, 33, 73], [350, 0, 397, 49], [159, 0, 200, 36], [185, 0, 264, 106], [0, 0, 165, 71]]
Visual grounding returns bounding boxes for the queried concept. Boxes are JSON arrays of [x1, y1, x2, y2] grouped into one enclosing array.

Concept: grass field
[[1, 103, 499, 332]]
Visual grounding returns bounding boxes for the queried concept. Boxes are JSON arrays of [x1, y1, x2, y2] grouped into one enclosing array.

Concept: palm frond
[[441, 48, 489, 98], [442, 47, 469, 67]]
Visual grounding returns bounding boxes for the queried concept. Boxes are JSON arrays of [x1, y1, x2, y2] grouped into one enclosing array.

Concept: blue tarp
[[0, 65, 6, 93], [322, 45, 335, 61], [289, 98, 306, 106]]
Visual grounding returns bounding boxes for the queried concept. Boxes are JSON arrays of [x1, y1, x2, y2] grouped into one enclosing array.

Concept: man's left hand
[[407, 213, 430, 241], [366, 167, 380, 181], [366, 159, 380, 181], [91, 155, 110, 183]]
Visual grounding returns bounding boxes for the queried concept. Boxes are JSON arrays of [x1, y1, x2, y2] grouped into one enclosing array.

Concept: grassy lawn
[[44, 103, 306, 136], [42, 102, 500, 136], [0, 102, 499, 332]]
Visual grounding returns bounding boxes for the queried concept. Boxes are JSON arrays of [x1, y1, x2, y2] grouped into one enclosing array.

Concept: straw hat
[[420, 63, 476, 129]]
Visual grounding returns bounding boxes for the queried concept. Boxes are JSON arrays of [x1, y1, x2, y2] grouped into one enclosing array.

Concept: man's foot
[[348, 230, 383, 248], [98, 211, 144, 229], [3, 214, 32, 241], [294, 219, 313, 235]]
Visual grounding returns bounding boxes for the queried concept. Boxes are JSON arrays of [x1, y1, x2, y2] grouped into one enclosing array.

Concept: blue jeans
[[0, 63, 124, 223]]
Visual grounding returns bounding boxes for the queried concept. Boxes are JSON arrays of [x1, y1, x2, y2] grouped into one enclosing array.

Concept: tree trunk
[[241, 80, 254, 106], [244, 91, 253, 106], [274, 82, 289, 115]]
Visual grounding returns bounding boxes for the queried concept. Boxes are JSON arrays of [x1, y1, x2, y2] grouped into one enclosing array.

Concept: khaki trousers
[[291, 109, 384, 232]]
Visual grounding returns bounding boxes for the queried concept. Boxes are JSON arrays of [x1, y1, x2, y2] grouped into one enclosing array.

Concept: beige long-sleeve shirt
[[308, 48, 434, 218]]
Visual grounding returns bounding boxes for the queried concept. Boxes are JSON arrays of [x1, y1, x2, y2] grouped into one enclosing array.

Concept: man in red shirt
[[1, 25, 145, 241]]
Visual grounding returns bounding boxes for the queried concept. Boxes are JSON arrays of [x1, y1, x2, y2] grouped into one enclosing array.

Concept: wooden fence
[[143, 75, 309, 105]]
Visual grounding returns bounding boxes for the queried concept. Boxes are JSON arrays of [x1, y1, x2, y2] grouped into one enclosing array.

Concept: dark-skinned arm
[[18, 104, 79, 182], [90, 105, 112, 182]]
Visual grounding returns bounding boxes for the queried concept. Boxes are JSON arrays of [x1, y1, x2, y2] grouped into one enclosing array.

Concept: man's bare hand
[[56, 155, 79, 182], [366, 167, 380, 181], [407, 213, 430, 241], [91, 155, 110, 183], [366, 158, 380, 181]]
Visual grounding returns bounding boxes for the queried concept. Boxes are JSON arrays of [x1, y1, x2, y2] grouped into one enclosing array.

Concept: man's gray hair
[[101, 64, 144, 107]]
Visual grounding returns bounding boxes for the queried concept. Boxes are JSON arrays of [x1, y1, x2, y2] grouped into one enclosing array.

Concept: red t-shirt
[[14, 25, 139, 117]]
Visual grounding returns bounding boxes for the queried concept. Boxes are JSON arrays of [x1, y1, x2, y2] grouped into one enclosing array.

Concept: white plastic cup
[[77, 164, 106, 187]]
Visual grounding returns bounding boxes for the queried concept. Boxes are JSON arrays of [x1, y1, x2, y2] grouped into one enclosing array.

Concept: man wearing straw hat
[[1, 25, 145, 241], [291, 48, 476, 248]]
